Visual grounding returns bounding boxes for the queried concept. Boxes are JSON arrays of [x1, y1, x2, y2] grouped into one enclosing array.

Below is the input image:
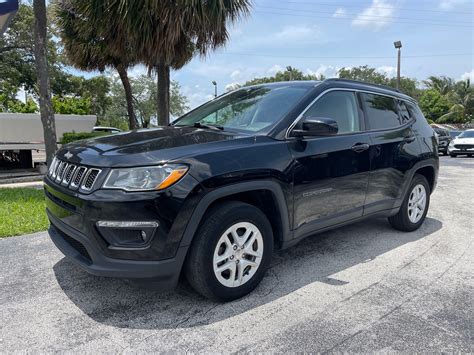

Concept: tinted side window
[[398, 101, 412, 124], [406, 102, 428, 123], [361, 93, 401, 130], [303, 91, 360, 134]]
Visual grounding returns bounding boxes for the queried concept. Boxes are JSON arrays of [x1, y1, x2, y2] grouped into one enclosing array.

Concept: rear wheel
[[184, 201, 273, 301], [388, 174, 430, 232]]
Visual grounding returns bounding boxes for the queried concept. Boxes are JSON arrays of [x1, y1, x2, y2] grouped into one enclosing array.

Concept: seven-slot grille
[[48, 158, 101, 191]]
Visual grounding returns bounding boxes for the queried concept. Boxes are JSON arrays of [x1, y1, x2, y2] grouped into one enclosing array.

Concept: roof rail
[[323, 78, 403, 94]]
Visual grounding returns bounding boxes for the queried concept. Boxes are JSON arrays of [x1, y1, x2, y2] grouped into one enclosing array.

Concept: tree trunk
[[116, 65, 138, 130], [33, 0, 57, 167], [157, 63, 170, 126]]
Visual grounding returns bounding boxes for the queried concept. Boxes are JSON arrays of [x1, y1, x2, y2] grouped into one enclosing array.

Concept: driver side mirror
[[291, 117, 338, 137]]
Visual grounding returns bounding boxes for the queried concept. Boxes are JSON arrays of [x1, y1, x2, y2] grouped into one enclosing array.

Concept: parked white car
[[448, 129, 474, 157]]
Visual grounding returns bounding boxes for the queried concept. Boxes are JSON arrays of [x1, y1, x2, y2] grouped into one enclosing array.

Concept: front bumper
[[48, 211, 187, 286], [44, 171, 201, 286], [448, 146, 474, 155]]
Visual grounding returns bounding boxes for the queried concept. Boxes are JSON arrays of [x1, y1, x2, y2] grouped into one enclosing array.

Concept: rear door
[[360, 93, 420, 215], [288, 90, 371, 238]]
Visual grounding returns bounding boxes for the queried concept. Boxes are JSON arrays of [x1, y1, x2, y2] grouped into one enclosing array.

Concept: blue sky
[[87, 0, 474, 109]]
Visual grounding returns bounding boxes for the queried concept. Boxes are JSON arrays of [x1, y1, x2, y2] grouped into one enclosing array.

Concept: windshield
[[458, 131, 474, 138], [449, 131, 462, 138], [173, 85, 311, 133]]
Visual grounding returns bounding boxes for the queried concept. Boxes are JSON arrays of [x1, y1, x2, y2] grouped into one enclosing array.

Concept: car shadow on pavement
[[53, 216, 442, 330]]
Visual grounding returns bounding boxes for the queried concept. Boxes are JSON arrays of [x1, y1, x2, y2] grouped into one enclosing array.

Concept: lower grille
[[454, 144, 474, 149], [56, 227, 92, 264]]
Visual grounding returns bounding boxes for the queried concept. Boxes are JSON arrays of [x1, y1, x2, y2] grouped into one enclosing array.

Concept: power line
[[256, 5, 473, 25], [217, 52, 473, 60], [265, 0, 472, 15], [254, 10, 473, 28]]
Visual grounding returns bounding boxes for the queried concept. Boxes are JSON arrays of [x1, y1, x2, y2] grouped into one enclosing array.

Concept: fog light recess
[[96, 221, 159, 249]]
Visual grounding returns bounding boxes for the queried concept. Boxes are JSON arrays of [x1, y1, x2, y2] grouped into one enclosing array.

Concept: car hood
[[452, 137, 474, 145], [56, 126, 254, 167]]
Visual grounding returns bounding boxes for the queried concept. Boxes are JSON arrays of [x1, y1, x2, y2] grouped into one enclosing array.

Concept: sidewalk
[[0, 181, 44, 189]]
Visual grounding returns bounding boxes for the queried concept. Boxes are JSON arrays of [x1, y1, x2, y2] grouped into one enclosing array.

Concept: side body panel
[[288, 134, 371, 239]]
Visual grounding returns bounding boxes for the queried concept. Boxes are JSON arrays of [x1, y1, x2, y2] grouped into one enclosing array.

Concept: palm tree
[[74, 0, 251, 126], [438, 79, 474, 123], [33, 0, 57, 166], [54, 0, 139, 129], [423, 76, 455, 96]]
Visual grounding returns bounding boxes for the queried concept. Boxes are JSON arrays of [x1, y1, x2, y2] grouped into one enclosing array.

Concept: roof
[[245, 79, 415, 101]]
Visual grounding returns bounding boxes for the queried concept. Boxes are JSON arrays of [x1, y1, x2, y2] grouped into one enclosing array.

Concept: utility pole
[[394, 41, 402, 90]]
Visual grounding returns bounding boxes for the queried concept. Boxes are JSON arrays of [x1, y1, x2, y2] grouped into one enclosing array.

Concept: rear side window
[[398, 101, 413, 125], [361, 93, 401, 130], [303, 91, 361, 134]]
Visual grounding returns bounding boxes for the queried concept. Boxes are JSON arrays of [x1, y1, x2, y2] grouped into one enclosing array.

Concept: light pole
[[212, 81, 217, 98], [394, 41, 402, 90], [286, 66, 293, 81]]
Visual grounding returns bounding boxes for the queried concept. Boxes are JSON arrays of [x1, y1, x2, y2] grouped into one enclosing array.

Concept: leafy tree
[[72, 1, 251, 126], [52, 96, 92, 115], [103, 74, 188, 129], [423, 76, 455, 96], [245, 66, 324, 86], [5, 98, 38, 113], [418, 89, 451, 122], [54, 0, 139, 129], [338, 66, 387, 85]]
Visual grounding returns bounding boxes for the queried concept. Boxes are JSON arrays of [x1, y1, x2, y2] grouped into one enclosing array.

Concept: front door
[[288, 90, 371, 239]]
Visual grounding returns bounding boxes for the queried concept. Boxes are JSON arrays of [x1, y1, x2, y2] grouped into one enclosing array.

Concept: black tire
[[450, 153, 457, 157], [184, 201, 273, 302], [443, 151, 448, 156], [388, 174, 430, 232]]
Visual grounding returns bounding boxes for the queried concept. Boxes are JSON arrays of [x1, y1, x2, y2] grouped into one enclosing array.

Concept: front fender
[[178, 180, 292, 248]]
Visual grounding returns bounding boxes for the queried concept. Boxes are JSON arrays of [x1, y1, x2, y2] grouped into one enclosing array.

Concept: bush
[[60, 131, 109, 144]]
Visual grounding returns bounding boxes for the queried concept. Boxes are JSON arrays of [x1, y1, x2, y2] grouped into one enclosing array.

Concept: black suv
[[45, 79, 439, 301], [432, 126, 451, 155]]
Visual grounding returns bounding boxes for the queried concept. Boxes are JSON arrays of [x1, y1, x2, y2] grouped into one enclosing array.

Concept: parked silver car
[[448, 129, 474, 157]]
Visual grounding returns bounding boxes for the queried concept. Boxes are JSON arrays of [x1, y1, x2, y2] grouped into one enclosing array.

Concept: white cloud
[[182, 85, 215, 110], [352, 0, 396, 31], [376, 65, 397, 77], [274, 25, 321, 41], [333, 8, 347, 18], [439, 0, 469, 10], [225, 83, 242, 92], [306, 65, 339, 78], [460, 69, 474, 81], [230, 70, 242, 81], [267, 64, 284, 75]]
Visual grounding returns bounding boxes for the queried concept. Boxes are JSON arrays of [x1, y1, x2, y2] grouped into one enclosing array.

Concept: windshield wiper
[[193, 122, 224, 131]]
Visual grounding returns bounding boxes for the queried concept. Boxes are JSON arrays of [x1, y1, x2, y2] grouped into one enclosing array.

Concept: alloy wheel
[[407, 184, 427, 224], [213, 222, 264, 288]]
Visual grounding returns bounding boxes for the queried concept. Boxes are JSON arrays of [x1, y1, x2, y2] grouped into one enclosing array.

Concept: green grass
[[0, 188, 48, 238]]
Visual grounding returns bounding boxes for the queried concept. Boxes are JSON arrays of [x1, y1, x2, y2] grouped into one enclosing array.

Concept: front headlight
[[103, 164, 188, 191], [449, 140, 455, 147]]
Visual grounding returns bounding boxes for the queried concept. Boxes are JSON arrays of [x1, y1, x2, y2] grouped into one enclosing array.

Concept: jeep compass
[[45, 79, 439, 301]]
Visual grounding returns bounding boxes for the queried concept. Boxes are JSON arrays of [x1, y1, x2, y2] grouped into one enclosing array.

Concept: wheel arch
[[178, 181, 292, 250], [403, 159, 438, 197]]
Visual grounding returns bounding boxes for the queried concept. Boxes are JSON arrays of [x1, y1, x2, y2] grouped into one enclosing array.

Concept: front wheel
[[184, 201, 273, 301], [450, 153, 457, 157], [388, 174, 430, 232]]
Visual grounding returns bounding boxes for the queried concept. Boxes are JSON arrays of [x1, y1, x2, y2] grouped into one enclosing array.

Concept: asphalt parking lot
[[0, 156, 472, 352]]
